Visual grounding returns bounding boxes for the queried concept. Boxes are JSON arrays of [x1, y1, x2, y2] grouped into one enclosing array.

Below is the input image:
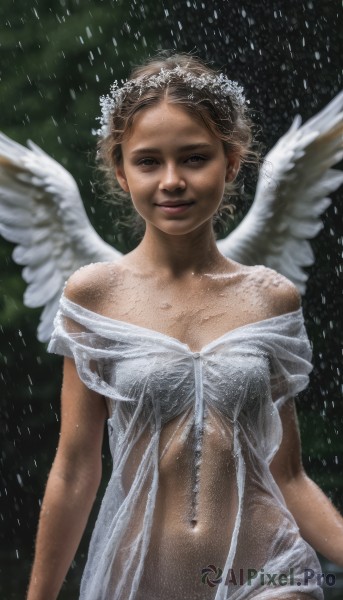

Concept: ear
[[115, 162, 130, 193], [225, 155, 241, 183]]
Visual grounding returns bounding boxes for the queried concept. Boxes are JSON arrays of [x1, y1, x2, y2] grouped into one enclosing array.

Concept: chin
[[149, 219, 214, 237]]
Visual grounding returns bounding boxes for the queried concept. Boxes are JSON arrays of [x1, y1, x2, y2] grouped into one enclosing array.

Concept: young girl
[[27, 53, 343, 600]]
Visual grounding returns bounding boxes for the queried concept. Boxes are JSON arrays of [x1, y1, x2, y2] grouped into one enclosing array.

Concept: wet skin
[[80, 102, 308, 598]]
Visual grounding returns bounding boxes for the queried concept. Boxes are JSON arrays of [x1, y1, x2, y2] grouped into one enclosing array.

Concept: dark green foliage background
[[0, 0, 342, 597]]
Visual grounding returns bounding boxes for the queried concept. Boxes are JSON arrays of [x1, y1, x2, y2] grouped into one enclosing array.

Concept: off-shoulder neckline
[[59, 295, 304, 356]]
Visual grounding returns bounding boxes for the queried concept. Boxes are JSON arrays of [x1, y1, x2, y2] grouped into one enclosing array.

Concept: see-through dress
[[48, 294, 324, 600]]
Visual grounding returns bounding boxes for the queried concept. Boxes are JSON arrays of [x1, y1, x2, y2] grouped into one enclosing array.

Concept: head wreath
[[95, 65, 246, 137]]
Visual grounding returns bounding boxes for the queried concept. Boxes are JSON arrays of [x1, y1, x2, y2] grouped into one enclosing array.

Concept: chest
[[103, 277, 267, 353], [101, 344, 271, 423]]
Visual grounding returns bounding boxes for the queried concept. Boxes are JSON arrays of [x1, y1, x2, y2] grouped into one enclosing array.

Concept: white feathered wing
[[217, 90, 343, 292], [0, 133, 121, 342]]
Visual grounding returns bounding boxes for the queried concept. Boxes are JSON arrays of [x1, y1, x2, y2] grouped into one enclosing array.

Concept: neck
[[132, 222, 227, 277]]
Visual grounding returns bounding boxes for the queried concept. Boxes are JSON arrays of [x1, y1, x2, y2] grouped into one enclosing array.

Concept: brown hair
[[96, 52, 258, 234]]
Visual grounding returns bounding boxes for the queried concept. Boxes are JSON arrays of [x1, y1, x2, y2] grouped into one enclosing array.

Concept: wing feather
[[0, 132, 121, 341], [217, 91, 343, 293]]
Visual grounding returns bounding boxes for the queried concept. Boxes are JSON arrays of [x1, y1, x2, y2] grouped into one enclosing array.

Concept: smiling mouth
[[155, 201, 195, 207]]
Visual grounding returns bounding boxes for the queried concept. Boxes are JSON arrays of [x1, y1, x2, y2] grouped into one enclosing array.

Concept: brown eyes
[[137, 158, 156, 166], [136, 155, 207, 167], [187, 155, 206, 163]]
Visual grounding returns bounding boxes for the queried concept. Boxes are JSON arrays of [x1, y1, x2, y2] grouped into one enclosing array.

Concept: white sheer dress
[[48, 294, 324, 600]]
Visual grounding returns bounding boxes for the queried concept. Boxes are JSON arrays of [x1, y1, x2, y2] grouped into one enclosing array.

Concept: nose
[[159, 163, 186, 193]]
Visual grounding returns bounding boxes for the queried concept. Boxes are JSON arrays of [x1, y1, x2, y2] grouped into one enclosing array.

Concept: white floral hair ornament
[[95, 65, 246, 137]]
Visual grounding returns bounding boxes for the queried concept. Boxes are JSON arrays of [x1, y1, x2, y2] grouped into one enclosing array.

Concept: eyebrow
[[130, 143, 214, 156]]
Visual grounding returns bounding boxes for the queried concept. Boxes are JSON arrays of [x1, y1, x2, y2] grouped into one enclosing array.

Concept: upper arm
[[269, 397, 305, 483], [47, 263, 114, 496], [54, 356, 108, 484], [55, 263, 113, 478], [266, 273, 307, 482]]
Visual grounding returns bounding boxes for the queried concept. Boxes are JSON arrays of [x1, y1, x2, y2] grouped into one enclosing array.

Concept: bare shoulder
[[63, 261, 123, 311], [244, 265, 301, 317]]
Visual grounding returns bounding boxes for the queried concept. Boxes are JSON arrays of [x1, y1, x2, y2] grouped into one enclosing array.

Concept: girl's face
[[115, 100, 239, 237]]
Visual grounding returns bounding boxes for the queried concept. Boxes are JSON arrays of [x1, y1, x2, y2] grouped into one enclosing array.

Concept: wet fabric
[[48, 294, 324, 600]]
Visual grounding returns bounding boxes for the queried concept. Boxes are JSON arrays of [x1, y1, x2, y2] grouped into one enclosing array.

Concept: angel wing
[[0, 133, 121, 342], [217, 91, 343, 292]]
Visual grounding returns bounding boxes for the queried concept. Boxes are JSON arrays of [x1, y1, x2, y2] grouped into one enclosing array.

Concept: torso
[[69, 256, 301, 598]]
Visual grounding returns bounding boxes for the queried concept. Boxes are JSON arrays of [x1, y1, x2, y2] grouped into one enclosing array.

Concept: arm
[[270, 397, 343, 567], [26, 356, 108, 600]]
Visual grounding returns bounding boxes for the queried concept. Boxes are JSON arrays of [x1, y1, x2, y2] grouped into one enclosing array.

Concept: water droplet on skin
[[160, 302, 172, 310]]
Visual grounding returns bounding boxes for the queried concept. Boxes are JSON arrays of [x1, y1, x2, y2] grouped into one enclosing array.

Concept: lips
[[155, 200, 195, 207], [154, 200, 195, 214]]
